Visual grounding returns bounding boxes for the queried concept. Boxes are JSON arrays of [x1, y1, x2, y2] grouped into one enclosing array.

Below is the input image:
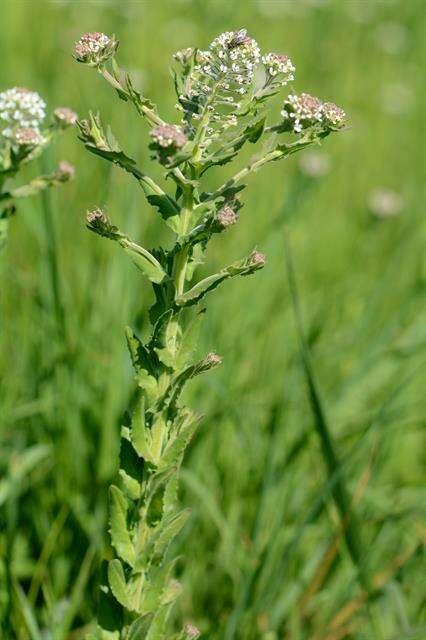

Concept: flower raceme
[[0, 86, 76, 251], [76, 28, 346, 639]]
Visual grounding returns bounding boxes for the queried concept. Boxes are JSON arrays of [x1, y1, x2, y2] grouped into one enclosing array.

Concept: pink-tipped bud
[[262, 53, 295, 85], [74, 32, 118, 67], [204, 352, 222, 367], [57, 161, 75, 181], [322, 102, 346, 128], [150, 124, 187, 150], [248, 250, 266, 267], [185, 623, 201, 639], [54, 107, 78, 128], [217, 205, 238, 228], [15, 127, 44, 147]]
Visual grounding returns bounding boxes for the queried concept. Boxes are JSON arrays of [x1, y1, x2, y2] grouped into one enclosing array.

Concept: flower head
[[204, 29, 260, 94], [184, 624, 201, 639], [262, 53, 295, 86], [74, 32, 118, 66], [150, 124, 187, 149], [204, 352, 222, 367], [368, 188, 403, 218], [281, 93, 323, 133], [54, 107, 78, 128], [216, 205, 238, 228], [0, 87, 46, 140], [322, 102, 346, 128], [173, 47, 195, 67], [150, 124, 187, 165], [15, 127, 44, 147], [57, 161, 75, 181], [248, 250, 266, 267]]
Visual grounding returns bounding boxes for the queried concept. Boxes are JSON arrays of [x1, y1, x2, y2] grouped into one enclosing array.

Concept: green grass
[[1, 0, 425, 638]]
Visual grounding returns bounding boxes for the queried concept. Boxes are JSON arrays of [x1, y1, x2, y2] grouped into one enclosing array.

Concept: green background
[[0, 1, 424, 638]]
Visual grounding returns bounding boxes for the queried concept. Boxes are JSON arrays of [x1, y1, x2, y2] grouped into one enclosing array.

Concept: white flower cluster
[[0, 87, 46, 143], [180, 29, 261, 136], [200, 29, 261, 95], [74, 32, 118, 66], [150, 124, 187, 149], [262, 53, 295, 86], [281, 93, 345, 133]]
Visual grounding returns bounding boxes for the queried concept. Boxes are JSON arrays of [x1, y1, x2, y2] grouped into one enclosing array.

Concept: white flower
[[262, 53, 295, 86], [0, 87, 46, 139]]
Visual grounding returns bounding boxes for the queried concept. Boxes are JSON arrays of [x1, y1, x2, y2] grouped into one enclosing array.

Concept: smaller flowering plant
[[0, 86, 76, 251], [75, 28, 346, 639]]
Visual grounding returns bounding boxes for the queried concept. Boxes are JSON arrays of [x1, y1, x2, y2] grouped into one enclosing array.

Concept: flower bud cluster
[[179, 29, 260, 136], [184, 624, 201, 639], [262, 53, 295, 86], [204, 352, 222, 367], [200, 29, 261, 95], [54, 107, 78, 128], [86, 207, 118, 239], [56, 160, 75, 182], [173, 47, 195, 68], [74, 32, 118, 67], [149, 124, 187, 165], [15, 127, 45, 148], [281, 93, 345, 133], [248, 250, 266, 267], [216, 204, 238, 228], [0, 87, 46, 143]]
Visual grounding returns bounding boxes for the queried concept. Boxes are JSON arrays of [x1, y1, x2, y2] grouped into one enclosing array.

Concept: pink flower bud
[[74, 32, 118, 67], [54, 107, 78, 128]]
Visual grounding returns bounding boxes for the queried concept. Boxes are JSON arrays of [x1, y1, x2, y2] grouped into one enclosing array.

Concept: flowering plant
[[76, 29, 345, 639], [0, 87, 76, 250]]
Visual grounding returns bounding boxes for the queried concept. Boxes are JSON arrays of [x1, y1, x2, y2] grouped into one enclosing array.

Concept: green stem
[[100, 66, 164, 126]]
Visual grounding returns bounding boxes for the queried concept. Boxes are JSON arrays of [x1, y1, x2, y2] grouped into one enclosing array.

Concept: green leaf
[[127, 615, 154, 640], [175, 310, 205, 370], [245, 115, 266, 143], [125, 73, 158, 119], [125, 327, 158, 397], [109, 485, 135, 566], [108, 559, 130, 610], [120, 239, 167, 283], [13, 581, 42, 640], [154, 313, 181, 369], [146, 194, 181, 233], [130, 400, 155, 464], [154, 508, 191, 559], [175, 254, 265, 308], [159, 412, 199, 471]]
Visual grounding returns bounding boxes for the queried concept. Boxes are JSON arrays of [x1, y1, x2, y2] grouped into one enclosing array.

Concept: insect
[[228, 29, 250, 49]]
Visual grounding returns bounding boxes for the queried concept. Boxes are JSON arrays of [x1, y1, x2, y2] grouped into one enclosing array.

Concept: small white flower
[[0, 87, 46, 140]]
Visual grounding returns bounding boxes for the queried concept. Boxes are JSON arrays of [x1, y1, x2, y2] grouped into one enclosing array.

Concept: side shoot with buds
[[0, 87, 76, 251], [75, 29, 346, 639]]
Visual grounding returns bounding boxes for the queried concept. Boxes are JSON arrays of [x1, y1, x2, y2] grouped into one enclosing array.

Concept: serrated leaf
[[146, 194, 181, 233], [108, 559, 130, 609], [125, 73, 158, 118], [150, 414, 167, 466], [175, 310, 205, 370], [159, 412, 199, 471], [154, 314, 181, 369], [127, 615, 154, 640], [109, 485, 135, 566], [121, 240, 167, 283], [175, 254, 264, 308], [125, 328, 158, 397], [154, 508, 191, 558], [130, 401, 155, 466]]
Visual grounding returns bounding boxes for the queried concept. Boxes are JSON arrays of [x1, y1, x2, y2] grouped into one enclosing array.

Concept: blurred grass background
[[0, 0, 425, 638]]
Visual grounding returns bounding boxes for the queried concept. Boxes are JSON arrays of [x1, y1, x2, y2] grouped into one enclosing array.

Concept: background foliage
[[0, 1, 424, 638]]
